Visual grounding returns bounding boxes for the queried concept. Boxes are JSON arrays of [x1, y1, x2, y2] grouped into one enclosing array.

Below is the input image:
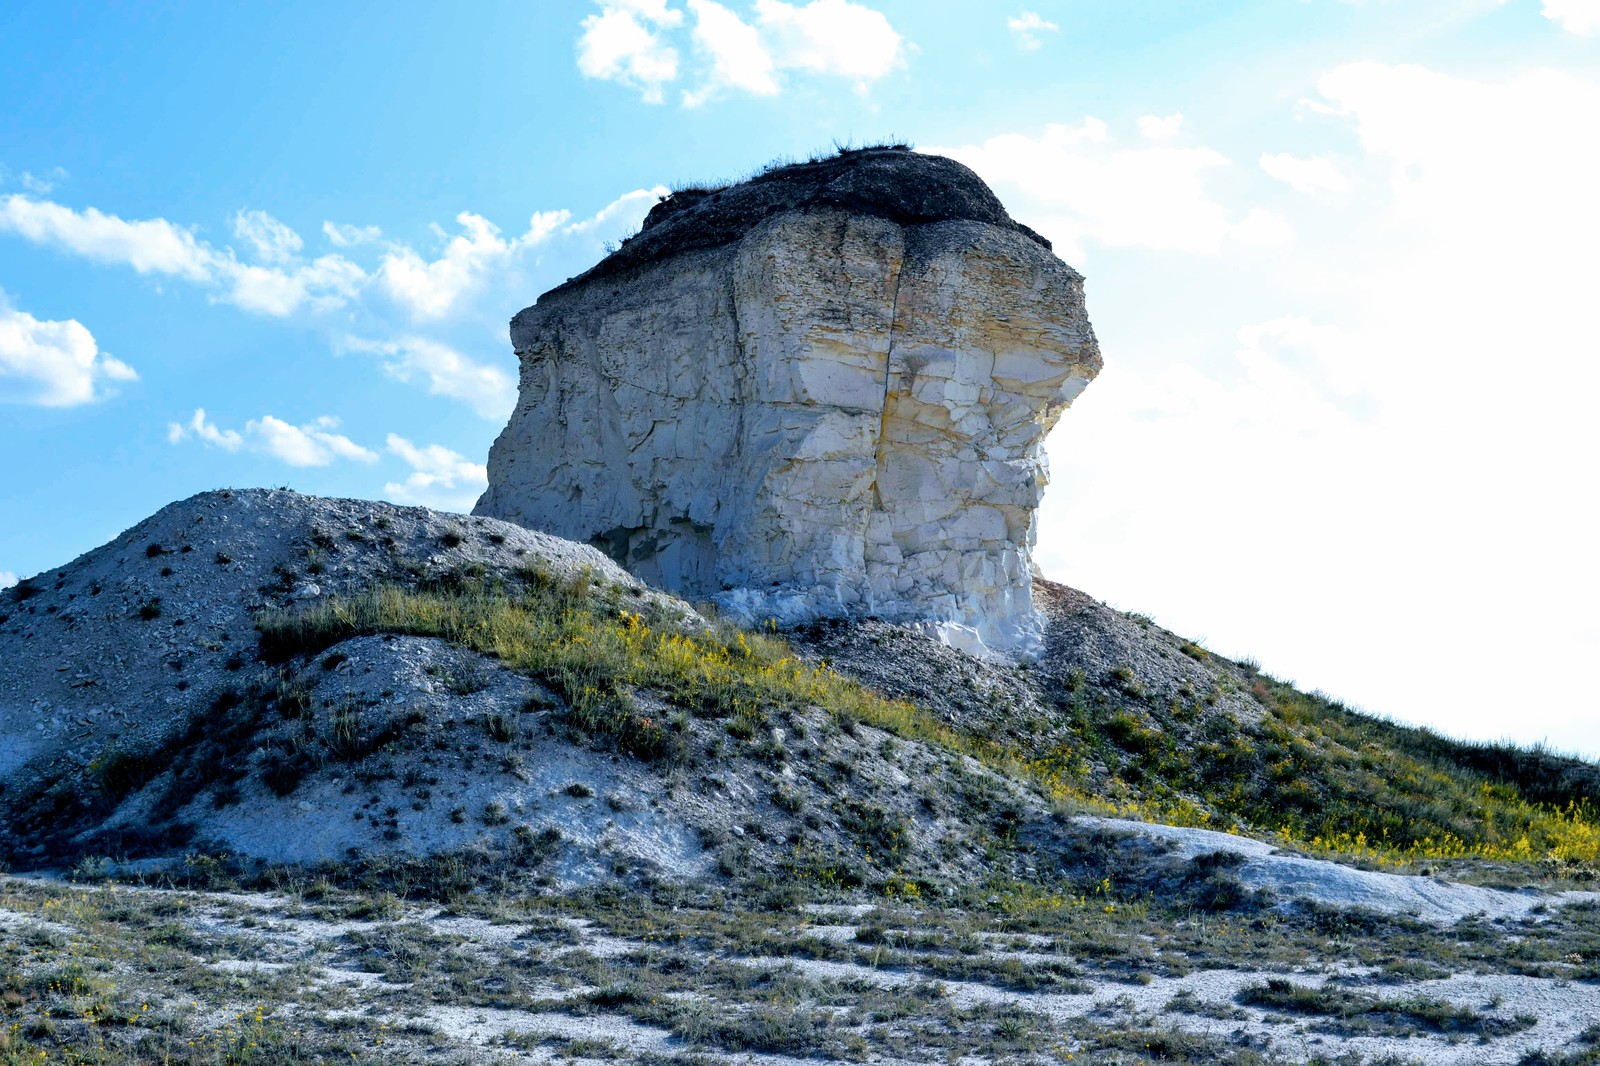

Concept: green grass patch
[[1237, 977, 1535, 1037], [1029, 670, 1600, 866], [256, 569, 1003, 773], [254, 568, 1600, 868]]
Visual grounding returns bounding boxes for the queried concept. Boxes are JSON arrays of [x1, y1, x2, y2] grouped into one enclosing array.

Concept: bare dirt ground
[[4, 870, 1599, 1065]]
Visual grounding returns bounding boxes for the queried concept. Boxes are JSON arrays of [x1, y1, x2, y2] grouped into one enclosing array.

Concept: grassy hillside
[[256, 567, 1600, 873], [1032, 663, 1600, 866]]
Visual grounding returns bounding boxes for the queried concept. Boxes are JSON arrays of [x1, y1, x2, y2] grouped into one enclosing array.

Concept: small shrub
[[484, 713, 519, 743], [97, 747, 161, 803], [1104, 710, 1162, 755], [772, 789, 805, 815], [565, 782, 595, 799], [838, 798, 910, 865], [137, 597, 162, 621], [261, 750, 312, 797], [482, 801, 510, 825]]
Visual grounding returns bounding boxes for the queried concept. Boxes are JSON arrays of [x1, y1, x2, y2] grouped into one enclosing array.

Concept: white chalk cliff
[[476, 148, 1101, 654]]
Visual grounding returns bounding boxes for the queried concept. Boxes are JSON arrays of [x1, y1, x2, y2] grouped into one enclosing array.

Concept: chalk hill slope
[[3, 490, 1598, 913]]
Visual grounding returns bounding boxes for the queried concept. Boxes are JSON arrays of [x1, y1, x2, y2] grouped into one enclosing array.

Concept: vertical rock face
[[475, 148, 1101, 654]]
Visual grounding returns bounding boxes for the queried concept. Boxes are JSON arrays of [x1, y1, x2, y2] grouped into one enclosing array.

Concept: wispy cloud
[[0, 193, 217, 281], [233, 209, 304, 264], [18, 167, 68, 195], [383, 434, 488, 513], [1136, 113, 1184, 141], [0, 194, 367, 316], [322, 220, 382, 248], [1260, 152, 1350, 195], [340, 335, 516, 421], [0, 571, 16, 590], [165, 408, 243, 449], [0, 184, 661, 426], [0, 292, 137, 407], [168, 408, 377, 466], [167, 411, 486, 510], [1006, 11, 1058, 51], [929, 121, 1291, 260], [376, 210, 569, 320]]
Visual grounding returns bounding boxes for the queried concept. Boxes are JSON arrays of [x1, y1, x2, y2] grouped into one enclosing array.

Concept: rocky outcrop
[[476, 148, 1101, 654]]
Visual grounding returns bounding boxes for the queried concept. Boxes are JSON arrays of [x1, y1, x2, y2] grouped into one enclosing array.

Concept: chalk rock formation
[[476, 148, 1101, 654]]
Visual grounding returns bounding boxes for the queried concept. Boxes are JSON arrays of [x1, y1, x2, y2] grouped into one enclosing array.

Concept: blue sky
[[3, 0, 1598, 754]]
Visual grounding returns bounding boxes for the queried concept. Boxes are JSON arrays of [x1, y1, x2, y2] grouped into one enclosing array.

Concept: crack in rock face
[[476, 148, 1102, 656]]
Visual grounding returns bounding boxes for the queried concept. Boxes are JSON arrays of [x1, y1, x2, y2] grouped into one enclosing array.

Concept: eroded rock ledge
[[476, 148, 1102, 654]]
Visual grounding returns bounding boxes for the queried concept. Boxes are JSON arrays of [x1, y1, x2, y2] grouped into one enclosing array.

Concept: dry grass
[[255, 568, 1600, 869]]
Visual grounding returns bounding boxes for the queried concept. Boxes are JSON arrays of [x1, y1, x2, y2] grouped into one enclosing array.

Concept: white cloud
[[0, 571, 15, 590], [685, 0, 779, 102], [1136, 113, 1184, 141], [1006, 11, 1059, 50], [166, 407, 242, 450], [232, 209, 304, 263], [753, 0, 905, 84], [563, 187, 670, 237], [19, 168, 67, 195], [169, 408, 377, 466], [929, 121, 1292, 259], [580, 0, 904, 105], [383, 434, 489, 513], [614, 0, 684, 17], [577, 1, 683, 104], [0, 296, 137, 407], [249, 415, 376, 466], [0, 193, 216, 280], [340, 335, 516, 421], [322, 220, 382, 247], [377, 210, 568, 319], [310, 189, 658, 419], [225, 254, 369, 316], [1542, 0, 1600, 34], [1259, 152, 1350, 195], [0, 186, 660, 324], [0, 194, 366, 316]]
